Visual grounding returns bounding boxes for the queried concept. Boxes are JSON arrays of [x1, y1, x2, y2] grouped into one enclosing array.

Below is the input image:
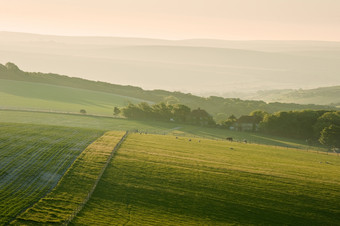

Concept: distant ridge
[[1, 31, 340, 94], [232, 86, 340, 106], [0, 62, 337, 121]]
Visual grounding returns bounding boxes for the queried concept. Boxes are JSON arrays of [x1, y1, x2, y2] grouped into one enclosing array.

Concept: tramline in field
[[73, 133, 340, 225], [0, 123, 104, 225], [2, 124, 340, 225], [12, 131, 126, 225]]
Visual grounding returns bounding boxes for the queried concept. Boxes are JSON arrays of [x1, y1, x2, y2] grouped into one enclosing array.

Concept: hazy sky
[[1, 0, 340, 40]]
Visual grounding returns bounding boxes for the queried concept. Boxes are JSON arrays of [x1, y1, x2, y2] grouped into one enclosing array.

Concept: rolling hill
[[0, 62, 337, 120], [1, 31, 340, 94], [0, 123, 103, 225], [6, 130, 340, 225], [236, 86, 340, 107]]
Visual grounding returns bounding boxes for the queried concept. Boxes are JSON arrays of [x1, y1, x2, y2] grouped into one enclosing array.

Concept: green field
[[72, 133, 340, 225], [0, 110, 326, 151], [13, 131, 126, 225], [0, 79, 151, 116], [0, 123, 104, 225]]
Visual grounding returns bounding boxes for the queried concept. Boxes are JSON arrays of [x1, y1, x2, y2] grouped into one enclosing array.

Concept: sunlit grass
[[73, 133, 340, 225], [0, 110, 325, 151]]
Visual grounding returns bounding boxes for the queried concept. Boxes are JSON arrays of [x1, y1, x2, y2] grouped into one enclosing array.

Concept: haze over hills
[[219, 86, 340, 107], [1, 31, 340, 94], [0, 62, 338, 121]]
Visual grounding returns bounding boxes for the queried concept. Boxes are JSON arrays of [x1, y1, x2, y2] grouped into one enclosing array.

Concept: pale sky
[[1, 0, 340, 40]]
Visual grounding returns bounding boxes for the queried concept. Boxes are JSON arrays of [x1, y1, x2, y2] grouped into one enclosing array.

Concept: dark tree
[[314, 111, 340, 138], [113, 107, 121, 116], [172, 104, 191, 122], [319, 124, 340, 149]]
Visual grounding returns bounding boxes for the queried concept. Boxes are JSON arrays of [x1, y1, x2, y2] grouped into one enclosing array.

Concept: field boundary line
[[63, 131, 128, 225], [0, 107, 120, 119]]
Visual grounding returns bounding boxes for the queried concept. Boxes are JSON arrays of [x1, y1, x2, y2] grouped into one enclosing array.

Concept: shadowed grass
[[0, 123, 103, 225], [12, 131, 125, 225]]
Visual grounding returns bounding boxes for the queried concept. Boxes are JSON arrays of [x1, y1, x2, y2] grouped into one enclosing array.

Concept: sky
[[0, 0, 340, 41]]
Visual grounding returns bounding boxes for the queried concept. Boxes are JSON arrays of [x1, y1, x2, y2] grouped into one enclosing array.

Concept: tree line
[[116, 102, 339, 149], [115, 102, 215, 126], [251, 110, 339, 149]]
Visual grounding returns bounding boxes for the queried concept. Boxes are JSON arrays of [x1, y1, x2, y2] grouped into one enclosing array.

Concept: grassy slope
[[0, 110, 325, 151], [1, 64, 337, 119], [0, 123, 104, 225], [0, 79, 151, 116], [73, 133, 340, 225], [13, 131, 125, 225]]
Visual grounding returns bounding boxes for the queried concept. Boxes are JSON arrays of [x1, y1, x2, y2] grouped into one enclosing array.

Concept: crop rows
[[12, 131, 126, 225], [73, 133, 340, 225], [0, 123, 103, 225]]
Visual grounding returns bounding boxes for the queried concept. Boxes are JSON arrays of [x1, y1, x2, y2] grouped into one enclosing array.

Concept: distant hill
[[231, 86, 340, 107], [1, 31, 340, 93], [0, 62, 337, 121]]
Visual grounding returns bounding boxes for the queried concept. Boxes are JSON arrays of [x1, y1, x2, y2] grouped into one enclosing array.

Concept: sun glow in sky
[[1, 0, 340, 40]]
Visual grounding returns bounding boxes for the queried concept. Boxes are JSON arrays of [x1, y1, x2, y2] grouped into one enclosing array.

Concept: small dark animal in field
[[226, 137, 233, 142], [230, 147, 234, 150], [189, 139, 191, 141], [198, 140, 200, 143], [176, 137, 178, 139]]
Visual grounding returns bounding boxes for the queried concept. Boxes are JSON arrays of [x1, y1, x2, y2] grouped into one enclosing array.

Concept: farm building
[[235, 115, 261, 131]]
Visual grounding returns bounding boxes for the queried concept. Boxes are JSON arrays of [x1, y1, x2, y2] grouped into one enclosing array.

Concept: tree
[[221, 115, 237, 129], [172, 104, 191, 122], [249, 110, 268, 122], [121, 103, 143, 119], [152, 102, 172, 121], [319, 124, 340, 149], [314, 111, 340, 138], [113, 107, 121, 116], [260, 110, 326, 139]]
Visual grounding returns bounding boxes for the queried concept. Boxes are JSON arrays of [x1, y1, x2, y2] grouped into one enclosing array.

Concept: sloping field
[[12, 131, 126, 225], [0, 110, 324, 151], [73, 133, 340, 225], [0, 79, 151, 116], [0, 123, 104, 225]]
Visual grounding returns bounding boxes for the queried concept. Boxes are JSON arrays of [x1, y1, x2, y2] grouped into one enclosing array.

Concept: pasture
[[73, 133, 340, 225], [0, 79, 150, 116], [13, 131, 126, 225], [0, 123, 103, 225], [0, 110, 325, 151]]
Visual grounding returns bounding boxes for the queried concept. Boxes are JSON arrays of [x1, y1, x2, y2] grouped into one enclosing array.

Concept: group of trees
[[259, 110, 340, 149], [116, 102, 339, 149], [116, 102, 215, 126], [218, 109, 340, 149]]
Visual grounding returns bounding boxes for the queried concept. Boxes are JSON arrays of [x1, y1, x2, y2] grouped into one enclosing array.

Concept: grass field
[[0, 110, 326, 151], [13, 131, 126, 225], [0, 123, 104, 225], [0, 79, 151, 116], [72, 133, 340, 225]]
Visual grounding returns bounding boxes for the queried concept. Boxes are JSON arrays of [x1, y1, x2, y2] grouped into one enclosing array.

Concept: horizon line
[[1, 30, 340, 43]]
